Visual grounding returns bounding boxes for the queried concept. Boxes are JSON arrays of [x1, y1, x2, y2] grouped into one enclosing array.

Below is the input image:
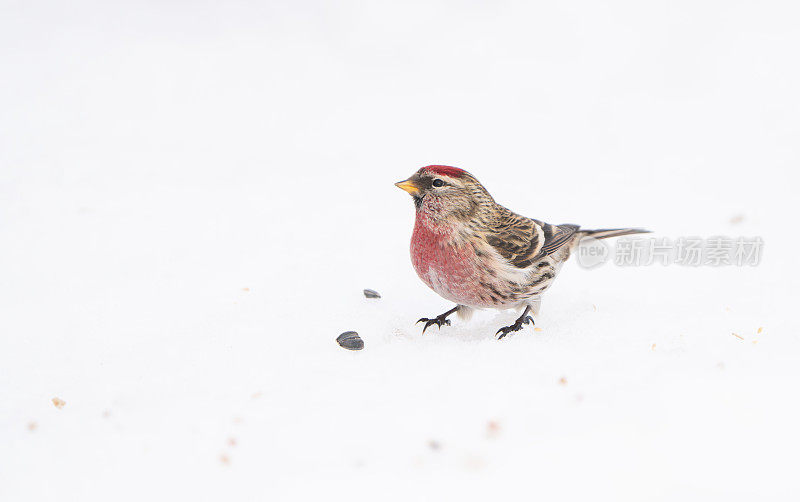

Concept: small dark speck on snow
[[337, 331, 364, 351]]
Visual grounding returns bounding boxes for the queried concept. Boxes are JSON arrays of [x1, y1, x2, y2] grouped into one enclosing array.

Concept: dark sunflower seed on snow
[[336, 331, 364, 351], [363, 289, 381, 299]]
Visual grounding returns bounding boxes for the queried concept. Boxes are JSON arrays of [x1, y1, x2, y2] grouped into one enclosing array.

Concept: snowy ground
[[2, 1, 799, 500]]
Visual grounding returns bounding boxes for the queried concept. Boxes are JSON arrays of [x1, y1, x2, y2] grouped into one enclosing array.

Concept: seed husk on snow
[[337, 331, 364, 351], [363, 289, 381, 299]]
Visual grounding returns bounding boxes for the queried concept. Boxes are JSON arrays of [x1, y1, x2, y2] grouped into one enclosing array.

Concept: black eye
[[432, 179, 444, 188]]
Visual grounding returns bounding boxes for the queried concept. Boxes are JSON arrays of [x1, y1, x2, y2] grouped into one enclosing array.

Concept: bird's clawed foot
[[495, 306, 534, 340], [417, 306, 459, 334], [417, 316, 451, 334]]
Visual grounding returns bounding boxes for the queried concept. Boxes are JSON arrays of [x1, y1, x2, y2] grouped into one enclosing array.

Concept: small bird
[[395, 165, 649, 338]]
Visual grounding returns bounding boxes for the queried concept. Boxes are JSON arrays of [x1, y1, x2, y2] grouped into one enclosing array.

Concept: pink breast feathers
[[410, 217, 490, 307]]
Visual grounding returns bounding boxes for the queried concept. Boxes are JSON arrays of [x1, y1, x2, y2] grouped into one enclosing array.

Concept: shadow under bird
[[395, 165, 649, 339]]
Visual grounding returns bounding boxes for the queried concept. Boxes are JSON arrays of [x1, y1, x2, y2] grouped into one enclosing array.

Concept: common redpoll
[[396, 165, 649, 339]]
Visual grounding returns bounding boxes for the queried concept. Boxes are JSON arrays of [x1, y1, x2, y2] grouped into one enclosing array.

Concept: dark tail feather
[[580, 228, 651, 240]]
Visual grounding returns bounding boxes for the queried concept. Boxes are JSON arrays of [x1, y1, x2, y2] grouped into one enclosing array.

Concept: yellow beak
[[395, 179, 420, 195]]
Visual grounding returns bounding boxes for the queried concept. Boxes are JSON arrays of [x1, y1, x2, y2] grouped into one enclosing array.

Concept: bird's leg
[[496, 305, 534, 340], [417, 306, 459, 334]]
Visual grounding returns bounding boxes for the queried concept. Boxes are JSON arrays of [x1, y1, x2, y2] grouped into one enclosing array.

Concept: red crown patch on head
[[423, 165, 466, 178]]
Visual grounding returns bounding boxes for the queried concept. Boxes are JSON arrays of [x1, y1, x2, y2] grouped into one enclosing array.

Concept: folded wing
[[482, 210, 579, 269]]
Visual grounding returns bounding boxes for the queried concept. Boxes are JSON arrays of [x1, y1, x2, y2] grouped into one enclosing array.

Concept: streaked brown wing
[[537, 222, 580, 258], [484, 212, 579, 269]]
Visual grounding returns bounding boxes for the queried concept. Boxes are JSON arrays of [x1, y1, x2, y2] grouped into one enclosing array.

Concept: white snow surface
[[1, 1, 799, 500]]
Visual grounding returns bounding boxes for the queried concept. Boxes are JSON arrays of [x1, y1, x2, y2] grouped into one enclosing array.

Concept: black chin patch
[[413, 194, 424, 209]]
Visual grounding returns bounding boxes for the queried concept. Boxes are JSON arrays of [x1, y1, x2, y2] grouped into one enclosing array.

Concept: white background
[[1, 1, 798, 500]]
